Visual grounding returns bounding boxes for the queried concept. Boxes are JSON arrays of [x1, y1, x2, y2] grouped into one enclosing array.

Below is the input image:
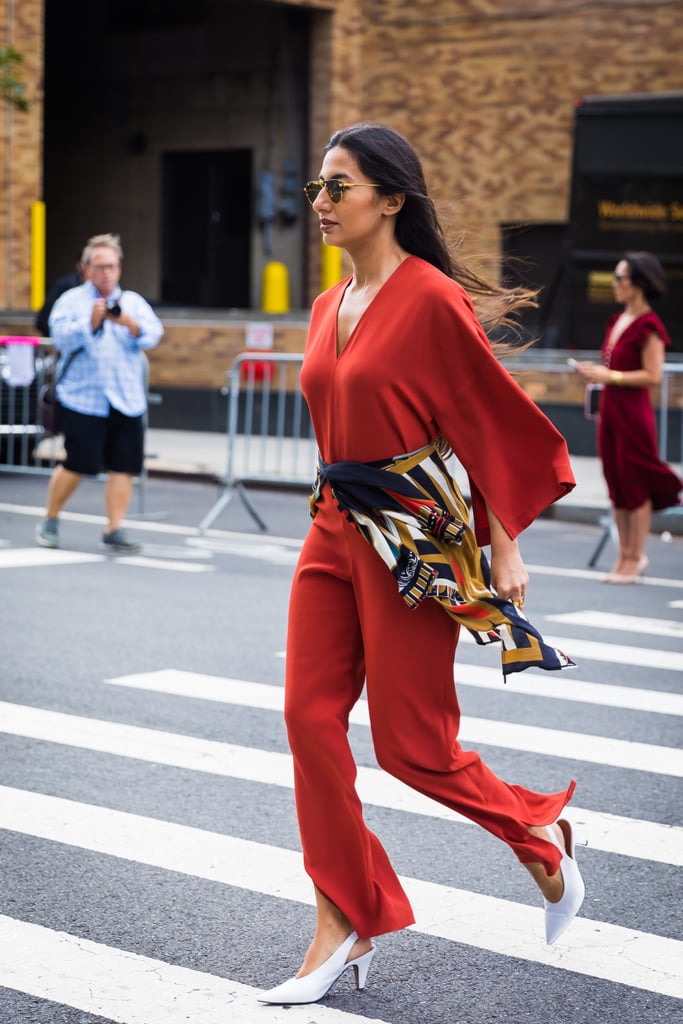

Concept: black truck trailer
[[505, 92, 683, 352], [565, 90, 683, 351]]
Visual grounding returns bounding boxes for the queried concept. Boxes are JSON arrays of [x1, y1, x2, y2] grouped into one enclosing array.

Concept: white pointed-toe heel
[[543, 819, 588, 945], [258, 931, 376, 1005]]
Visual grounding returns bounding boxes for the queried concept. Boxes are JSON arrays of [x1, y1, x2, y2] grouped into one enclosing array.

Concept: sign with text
[[570, 176, 683, 254]]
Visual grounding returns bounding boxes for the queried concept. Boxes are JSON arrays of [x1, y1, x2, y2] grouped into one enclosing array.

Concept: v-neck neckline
[[334, 256, 414, 360], [606, 309, 650, 353]]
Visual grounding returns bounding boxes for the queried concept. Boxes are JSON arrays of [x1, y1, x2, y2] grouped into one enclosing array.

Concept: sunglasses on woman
[[303, 178, 381, 205]]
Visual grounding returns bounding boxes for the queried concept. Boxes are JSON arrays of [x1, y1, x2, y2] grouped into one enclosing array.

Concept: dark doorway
[[161, 150, 252, 307]]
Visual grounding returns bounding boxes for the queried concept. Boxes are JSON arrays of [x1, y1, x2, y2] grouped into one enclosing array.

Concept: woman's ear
[[382, 192, 405, 217]]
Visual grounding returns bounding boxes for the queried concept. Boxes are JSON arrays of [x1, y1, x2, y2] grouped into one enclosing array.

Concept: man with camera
[[36, 233, 163, 552]]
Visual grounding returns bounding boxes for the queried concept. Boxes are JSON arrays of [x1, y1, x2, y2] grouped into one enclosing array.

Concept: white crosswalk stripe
[[1, 692, 681, 778], [0, 547, 214, 573], [0, 695, 680, 865], [0, 548, 103, 568], [110, 663, 683, 717], [0, 915, 380, 1024], [1, 787, 681, 999], [546, 609, 683, 639]]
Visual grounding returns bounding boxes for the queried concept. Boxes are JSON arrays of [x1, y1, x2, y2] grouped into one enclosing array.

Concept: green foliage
[[0, 45, 30, 111]]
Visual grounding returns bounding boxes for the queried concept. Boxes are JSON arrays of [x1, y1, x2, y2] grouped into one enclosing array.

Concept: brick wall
[[358, 0, 683, 265], [0, 0, 44, 309], [280, 1, 683, 300], [2, 0, 682, 316]]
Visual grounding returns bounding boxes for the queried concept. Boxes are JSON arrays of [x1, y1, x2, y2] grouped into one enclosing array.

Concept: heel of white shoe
[[350, 945, 375, 990], [543, 818, 587, 945], [258, 931, 376, 1006], [558, 819, 588, 855]]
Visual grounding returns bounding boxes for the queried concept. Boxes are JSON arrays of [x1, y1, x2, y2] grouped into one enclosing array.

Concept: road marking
[[130, 543, 213, 560], [185, 537, 300, 565], [113, 660, 683, 718], [2, 699, 681, 865], [454, 663, 683, 717], [0, 501, 304, 547], [0, 787, 681, 998], [496, 633, 683, 672], [0, 548, 104, 569], [526, 562, 683, 590], [546, 610, 683, 639], [102, 670, 683, 777], [2, 502, 681, 584], [459, 628, 683, 672], [0, 914, 378, 1024], [115, 555, 215, 573], [0, 547, 213, 574]]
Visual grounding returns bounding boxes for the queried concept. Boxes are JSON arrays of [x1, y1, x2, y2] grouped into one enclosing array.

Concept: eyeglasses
[[90, 263, 119, 272], [613, 273, 630, 283], [303, 178, 381, 205]]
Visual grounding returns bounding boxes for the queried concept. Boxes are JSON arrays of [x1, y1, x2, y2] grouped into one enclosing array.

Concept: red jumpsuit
[[285, 256, 577, 938]]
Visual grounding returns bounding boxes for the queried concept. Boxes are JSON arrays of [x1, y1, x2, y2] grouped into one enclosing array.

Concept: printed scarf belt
[[315, 441, 574, 678]]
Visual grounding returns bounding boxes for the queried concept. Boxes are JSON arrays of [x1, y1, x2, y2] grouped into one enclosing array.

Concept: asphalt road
[[0, 473, 681, 1024]]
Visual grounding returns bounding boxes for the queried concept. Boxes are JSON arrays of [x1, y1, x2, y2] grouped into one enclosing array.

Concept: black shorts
[[59, 404, 144, 476]]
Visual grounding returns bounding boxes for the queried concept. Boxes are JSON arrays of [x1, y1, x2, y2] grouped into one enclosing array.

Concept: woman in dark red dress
[[576, 252, 682, 583], [259, 123, 584, 1007]]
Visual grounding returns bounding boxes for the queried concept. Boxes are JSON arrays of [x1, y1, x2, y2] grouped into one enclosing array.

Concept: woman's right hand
[[574, 361, 610, 384]]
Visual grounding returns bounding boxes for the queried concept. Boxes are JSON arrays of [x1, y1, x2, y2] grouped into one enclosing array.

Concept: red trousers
[[285, 487, 576, 938]]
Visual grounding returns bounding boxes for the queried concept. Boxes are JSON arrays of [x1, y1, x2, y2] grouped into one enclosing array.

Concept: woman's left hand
[[486, 504, 529, 607], [490, 544, 529, 608]]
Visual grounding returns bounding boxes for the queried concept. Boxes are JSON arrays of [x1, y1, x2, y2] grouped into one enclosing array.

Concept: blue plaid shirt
[[49, 280, 163, 418]]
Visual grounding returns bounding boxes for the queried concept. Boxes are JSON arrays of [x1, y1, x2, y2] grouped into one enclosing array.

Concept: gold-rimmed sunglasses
[[303, 178, 381, 205]]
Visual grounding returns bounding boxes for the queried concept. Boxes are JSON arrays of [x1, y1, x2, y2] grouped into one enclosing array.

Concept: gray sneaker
[[36, 517, 59, 548], [102, 528, 141, 552]]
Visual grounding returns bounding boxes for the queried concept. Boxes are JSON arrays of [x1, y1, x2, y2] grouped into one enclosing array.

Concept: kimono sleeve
[[426, 286, 575, 546]]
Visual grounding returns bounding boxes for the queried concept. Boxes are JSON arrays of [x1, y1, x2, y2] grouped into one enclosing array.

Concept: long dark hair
[[326, 122, 536, 338]]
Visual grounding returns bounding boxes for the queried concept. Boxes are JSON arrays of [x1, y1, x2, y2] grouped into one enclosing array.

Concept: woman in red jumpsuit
[[576, 252, 681, 583], [260, 123, 584, 1006]]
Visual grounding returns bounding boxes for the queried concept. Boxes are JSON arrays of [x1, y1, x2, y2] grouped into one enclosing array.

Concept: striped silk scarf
[[313, 438, 574, 677]]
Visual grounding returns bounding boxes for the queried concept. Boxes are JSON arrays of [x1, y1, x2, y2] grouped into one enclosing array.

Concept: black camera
[[106, 300, 121, 318]]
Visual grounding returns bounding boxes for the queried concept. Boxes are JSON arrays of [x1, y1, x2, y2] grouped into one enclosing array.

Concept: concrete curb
[[145, 465, 683, 534]]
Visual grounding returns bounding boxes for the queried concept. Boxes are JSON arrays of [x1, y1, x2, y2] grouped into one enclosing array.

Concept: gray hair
[[81, 233, 123, 266]]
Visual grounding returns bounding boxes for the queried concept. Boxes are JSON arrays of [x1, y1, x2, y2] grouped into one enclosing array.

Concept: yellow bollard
[[321, 241, 342, 292], [261, 261, 290, 313], [31, 201, 46, 311]]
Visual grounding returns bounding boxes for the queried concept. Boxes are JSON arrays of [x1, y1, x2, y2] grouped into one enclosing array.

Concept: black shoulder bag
[[38, 347, 83, 436]]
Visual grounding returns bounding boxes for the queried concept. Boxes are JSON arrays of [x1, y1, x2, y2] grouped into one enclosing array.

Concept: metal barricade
[[0, 338, 56, 474], [504, 353, 683, 465], [199, 351, 317, 532], [0, 339, 158, 516]]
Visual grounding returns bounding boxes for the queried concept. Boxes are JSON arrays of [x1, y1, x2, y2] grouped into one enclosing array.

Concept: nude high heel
[[258, 931, 376, 1005], [543, 819, 588, 945], [609, 555, 649, 584]]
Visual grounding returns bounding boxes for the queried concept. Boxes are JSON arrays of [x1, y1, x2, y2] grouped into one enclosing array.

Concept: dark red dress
[[599, 312, 682, 511]]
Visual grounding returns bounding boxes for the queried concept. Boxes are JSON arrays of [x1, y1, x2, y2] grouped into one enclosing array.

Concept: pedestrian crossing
[[1, 560, 682, 1020], [1, 786, 681, 999], [0, 695, 680, 863]]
